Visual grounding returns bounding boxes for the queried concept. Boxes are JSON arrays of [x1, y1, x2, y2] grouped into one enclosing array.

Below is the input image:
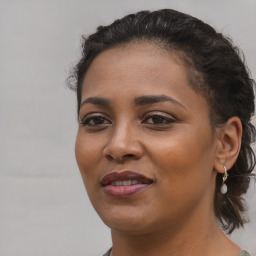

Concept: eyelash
[[80, 112, 176, 127], [80, 114, 111, 127], [142, 113, 176, 125]]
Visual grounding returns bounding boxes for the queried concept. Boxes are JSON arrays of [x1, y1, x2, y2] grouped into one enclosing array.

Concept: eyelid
[[80, 112, 108, 120], [141, 112, 179, 127], [80, 112, 111, 125], [142, 111, 176, 121], [79, 111, 177, 126]]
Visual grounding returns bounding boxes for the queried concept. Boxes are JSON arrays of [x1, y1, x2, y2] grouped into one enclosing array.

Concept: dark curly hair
[[68, 9, 256, 234]]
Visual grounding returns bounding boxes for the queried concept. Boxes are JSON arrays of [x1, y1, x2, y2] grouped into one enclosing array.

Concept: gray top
[[240, 250, 251, 256], [103, 248, 111, 256], [103, 248, 251, 256]]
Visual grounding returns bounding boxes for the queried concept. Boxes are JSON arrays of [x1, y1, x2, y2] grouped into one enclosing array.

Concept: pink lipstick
[[101, 171, 153, 197]]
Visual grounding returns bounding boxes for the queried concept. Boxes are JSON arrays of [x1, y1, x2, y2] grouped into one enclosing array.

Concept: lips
[[101, 171, 153, 197]]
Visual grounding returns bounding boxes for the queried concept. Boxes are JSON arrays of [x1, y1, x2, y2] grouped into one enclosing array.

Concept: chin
[[98, 207, 156, 234]]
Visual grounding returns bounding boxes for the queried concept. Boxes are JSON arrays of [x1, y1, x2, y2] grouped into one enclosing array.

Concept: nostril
[[123, 154, 135, 158], [105, 155, 113, 161], [105, 153, 136, 162]]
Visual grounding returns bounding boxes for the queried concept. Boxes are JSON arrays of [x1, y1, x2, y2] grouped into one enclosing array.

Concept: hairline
[[78, 38, 217, 130]]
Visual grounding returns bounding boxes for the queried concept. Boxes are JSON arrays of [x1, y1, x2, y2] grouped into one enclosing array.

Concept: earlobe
[[214, 116, 242, 173]]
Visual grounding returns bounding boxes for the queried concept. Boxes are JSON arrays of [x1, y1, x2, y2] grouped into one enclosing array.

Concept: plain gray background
[[0, 1, 255, 256]]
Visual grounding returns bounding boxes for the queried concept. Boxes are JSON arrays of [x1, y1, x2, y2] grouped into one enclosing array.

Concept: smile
[[111, 180, 141, 186], [101, 171, 153, 197]]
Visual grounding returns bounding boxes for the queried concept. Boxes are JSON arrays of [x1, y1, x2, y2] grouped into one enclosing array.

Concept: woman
[[68, 9, 255, 256]]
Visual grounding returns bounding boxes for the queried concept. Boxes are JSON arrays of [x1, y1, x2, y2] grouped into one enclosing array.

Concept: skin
[[75, 42, 242, 256]]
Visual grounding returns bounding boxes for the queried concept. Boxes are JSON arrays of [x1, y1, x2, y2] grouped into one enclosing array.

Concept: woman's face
[[75, 43, 218, 235]]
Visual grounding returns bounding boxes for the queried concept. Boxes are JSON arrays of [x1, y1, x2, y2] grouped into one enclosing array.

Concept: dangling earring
[[221, 166, 228, 194]]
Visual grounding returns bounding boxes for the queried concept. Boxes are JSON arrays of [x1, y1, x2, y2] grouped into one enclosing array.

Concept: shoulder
[[239, 250, 251, 256], [102, 248, 112, 256], [102, 248, 251, 256]]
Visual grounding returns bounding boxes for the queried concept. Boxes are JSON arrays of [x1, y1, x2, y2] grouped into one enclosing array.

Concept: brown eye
[[81, 115, 111, 126], [143, 114, 176, 125]]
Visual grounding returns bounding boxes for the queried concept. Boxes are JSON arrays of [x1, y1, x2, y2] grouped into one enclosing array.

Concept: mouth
[[100, 171, 153, 198]]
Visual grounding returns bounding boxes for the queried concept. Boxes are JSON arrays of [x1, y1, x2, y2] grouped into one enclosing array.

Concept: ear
[[214, 116, 242, 174]]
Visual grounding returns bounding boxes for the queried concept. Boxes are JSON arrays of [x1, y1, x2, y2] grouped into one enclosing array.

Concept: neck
[[110, 205, 240, 256]]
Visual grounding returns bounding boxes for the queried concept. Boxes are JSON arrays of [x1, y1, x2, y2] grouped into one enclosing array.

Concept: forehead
[[82, 42, 186, 93], [81, 42, 209, 114]]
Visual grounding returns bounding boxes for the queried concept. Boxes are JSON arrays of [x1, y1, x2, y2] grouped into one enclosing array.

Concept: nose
[[103, 122, 143, 162]]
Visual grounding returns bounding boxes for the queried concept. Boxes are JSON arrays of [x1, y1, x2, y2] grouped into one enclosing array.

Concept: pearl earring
[[220, 166, 228, 194]]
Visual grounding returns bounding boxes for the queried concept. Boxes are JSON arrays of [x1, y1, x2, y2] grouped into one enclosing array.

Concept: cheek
[[75, 131, 103, 185], [146, 134, 215, 220], [147, 128, 215, 194], [75, 132, 106, 210]]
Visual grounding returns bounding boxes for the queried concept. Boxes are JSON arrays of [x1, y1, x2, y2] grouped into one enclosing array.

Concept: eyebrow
[[80, 94, 187, 110], [134, 95, 187, 110], [80, 97, 111, 108]]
